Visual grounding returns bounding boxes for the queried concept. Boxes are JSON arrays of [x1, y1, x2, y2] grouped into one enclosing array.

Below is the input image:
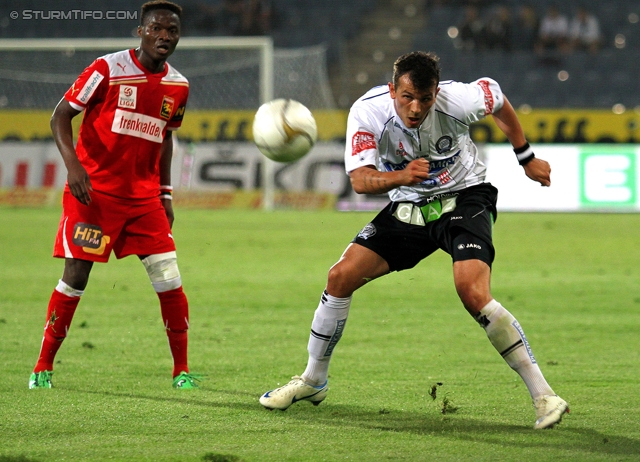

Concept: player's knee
[[455, 280, 490, 314], [326, 263, 356, 298], [141, 252, 182, 293], [62, 259, 93, 290]]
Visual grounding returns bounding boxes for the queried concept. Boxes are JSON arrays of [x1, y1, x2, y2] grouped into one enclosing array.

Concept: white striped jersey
[[344, 78, 504, 203]]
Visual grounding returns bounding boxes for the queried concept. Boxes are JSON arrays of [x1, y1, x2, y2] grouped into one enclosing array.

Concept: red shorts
[[53, 190, 176, 262]]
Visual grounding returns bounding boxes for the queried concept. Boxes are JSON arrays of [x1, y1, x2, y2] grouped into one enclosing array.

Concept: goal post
[[0, 36, 281, 209]]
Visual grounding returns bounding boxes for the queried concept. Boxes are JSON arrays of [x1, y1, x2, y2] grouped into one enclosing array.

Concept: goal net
[[0, 37, 336, 109], [0, 37, 338, 209]]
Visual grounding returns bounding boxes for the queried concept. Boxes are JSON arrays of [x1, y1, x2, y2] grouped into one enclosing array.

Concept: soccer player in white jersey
[[260, 51, 569, 429], [28, 1, 199, 390]]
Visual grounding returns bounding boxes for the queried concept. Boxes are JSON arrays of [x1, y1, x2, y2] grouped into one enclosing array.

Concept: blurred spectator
[[184, 0, 273, 36], [242, 0, 272, 35], [217, 0, 247, 35], [512, 5, 539, 51], [536, 5, 569, 54], [568, 7, 601, 54], [458, 5, 487, 50], [485, 5, 512, 51], [430, 0, 497, 7]]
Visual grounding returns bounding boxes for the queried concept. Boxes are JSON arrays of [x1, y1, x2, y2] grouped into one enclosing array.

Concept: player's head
[[137, 1, 182, 69], [392, 51, 440, 92], [389, 51, 441, 129], [140, 1, 182, 26]]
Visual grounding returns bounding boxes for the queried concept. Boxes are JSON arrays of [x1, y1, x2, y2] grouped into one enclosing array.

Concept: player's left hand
[[523, 157, 551, 187], [161, 199, 175, 229]]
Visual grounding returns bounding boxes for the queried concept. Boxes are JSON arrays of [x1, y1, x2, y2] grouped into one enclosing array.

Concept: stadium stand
[[415, 1, 640, 108], [1, 0, 640, 108]]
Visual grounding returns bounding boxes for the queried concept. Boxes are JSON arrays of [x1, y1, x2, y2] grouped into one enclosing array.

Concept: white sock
[[476, 299, 554, 399], [56, 279, 84, 297], [302, 290, 351, 386]]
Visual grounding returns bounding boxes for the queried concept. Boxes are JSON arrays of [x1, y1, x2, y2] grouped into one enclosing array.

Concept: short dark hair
[[140, 1, 182, 25], [392, 51, 441, 92]]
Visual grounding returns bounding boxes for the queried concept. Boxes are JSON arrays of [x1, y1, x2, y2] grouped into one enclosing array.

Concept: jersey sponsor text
[[477, 80, 494, 115], [352, 131, 376, 155], [111, 108, 165, 143], [77, 70, 104, 104]]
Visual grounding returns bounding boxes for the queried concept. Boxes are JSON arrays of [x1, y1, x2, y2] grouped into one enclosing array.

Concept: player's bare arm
[[492, 95, 551, 187], [159, 131, 175, 228], [349, 158, 430, 194], [50, 98, 93, 205]]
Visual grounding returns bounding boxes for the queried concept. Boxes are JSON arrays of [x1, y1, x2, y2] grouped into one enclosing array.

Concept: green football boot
[[29, 371, 54, 389], [172, 371, 202, 389]]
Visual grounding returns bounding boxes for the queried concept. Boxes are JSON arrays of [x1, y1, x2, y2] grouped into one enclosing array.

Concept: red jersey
[[64, 49, 189, 200]]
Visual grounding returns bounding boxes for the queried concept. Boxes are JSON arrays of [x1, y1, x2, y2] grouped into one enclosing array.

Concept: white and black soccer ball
[[252, 98, 318, 163]]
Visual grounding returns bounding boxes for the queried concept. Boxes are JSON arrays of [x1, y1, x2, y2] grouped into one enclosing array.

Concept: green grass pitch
[[1, 206, 639, 461]]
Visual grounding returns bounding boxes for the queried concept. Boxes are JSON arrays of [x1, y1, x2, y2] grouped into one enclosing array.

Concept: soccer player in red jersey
[[29, 1, 198, 390]]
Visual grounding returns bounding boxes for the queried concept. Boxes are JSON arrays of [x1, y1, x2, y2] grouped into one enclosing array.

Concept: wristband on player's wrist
[[514, 142, 535, 166], [160, 185, 173, 200]]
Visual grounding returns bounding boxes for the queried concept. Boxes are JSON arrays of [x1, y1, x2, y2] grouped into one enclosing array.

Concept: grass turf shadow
[[66, 387, 640, 459], [280, 403, 640, 458]]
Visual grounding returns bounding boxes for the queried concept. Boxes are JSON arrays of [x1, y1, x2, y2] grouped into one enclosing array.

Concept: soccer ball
[[252, 98, 318, 163]]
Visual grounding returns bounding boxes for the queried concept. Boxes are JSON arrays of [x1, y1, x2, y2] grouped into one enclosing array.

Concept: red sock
[[34, 289, 80, 372], [158, 286, 190, 377]]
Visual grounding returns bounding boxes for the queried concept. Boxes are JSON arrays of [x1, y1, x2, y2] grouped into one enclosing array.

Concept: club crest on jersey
[[160, 96, 175, 120], [118, 85, 137, 109], [396, 141, 409, 157], [435, 136, 453, 154]]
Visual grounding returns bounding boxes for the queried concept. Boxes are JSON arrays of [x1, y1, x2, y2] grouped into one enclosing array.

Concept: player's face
[[389, 74, 439, 129], [137, 10, 181, 70]]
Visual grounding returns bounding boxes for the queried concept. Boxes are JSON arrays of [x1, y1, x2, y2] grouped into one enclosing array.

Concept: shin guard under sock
[[34, 280, 83, 372], [476, 299, 554, 399], [302, 290, 351, 386], [157, 286, 190, 377]]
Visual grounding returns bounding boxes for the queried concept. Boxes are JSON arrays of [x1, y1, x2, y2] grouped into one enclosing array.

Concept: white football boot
[[533, 394, 569, 429], [260, 376, 328, 410]]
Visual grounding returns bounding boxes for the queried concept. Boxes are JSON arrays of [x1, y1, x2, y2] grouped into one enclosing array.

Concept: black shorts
[[352, 183, 498, 271]]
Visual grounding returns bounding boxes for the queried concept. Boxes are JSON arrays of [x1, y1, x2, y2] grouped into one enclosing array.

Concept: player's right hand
[[67, 162, 93, 205], [403, 157, 431, 185], [523, 157, 551, 187]]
